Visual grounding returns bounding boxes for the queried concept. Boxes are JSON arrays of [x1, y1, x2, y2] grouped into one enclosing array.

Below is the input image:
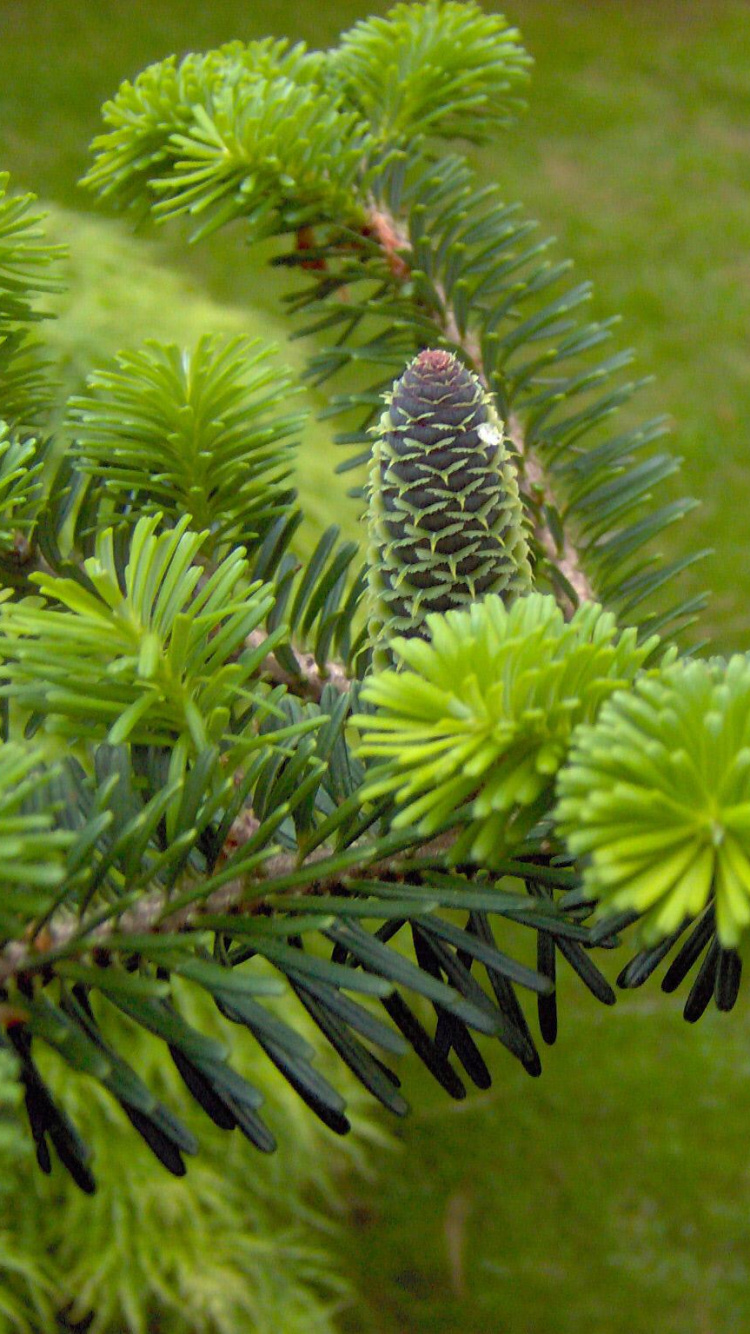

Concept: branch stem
[[0, 834, 457, 986]]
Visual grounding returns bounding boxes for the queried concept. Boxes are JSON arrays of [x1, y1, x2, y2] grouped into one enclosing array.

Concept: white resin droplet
[[477, 421, 502, 448]]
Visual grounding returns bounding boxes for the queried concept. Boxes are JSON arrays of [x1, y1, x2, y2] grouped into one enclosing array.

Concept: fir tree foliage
[[82, 38, 372, 243], [358, 592, 659, 860], [81, 0, 705, 638], [0, 173, 64, 431], [67, 335, 302, 558], [0, 999, 374, 1334], [80, 39, 327, 217], [0, 0, 742, 1216], [0, 514, 285, 756], [0, 425, 45, 558], [558, 656, 750, 951], [326, 1, 531, 145], [82, 5, 530, 241]]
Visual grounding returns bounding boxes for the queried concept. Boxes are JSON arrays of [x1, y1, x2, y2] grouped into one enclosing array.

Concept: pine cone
[[366, 349, 532, 661]]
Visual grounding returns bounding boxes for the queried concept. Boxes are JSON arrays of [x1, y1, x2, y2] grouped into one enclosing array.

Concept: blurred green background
[[2, 2, 750, 1331]]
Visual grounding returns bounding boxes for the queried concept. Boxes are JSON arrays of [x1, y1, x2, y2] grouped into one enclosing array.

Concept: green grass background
[[3, 1, 750, 1330]]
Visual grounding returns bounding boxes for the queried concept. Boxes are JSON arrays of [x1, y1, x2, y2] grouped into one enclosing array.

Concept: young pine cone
[[366, 348, 532, 660]]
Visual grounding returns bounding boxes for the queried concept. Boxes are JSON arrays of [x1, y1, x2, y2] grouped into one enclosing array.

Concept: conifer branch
[[0, 2, 724, 1202], [0, 829, 463, 985], [245, 629, 351, 702]]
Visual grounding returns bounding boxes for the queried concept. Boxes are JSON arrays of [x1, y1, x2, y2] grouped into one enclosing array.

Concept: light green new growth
[[81, 4, 531, 243], [327, 0, 531, 145], [0, 173, 65, 430], [81, 37, 325, 209], [68, 335, 302, 559], [82, 39, 371, 242], [0, 173, 64, 323], [0, 513, 277, 756], [0, 744, 72, 890], [0, 422, 45, 555], [358, 591, 658, 864], [557, 655, 750, 949]]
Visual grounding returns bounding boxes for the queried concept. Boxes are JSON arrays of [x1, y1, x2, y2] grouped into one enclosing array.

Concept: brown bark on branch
[[0, 833, 457, 986], [245, 630, 350, 703]]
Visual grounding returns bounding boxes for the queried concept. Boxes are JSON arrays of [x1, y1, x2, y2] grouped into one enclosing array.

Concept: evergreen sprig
[[0, 174, 65, 431], [147, 75, 372, 243], [67, 335, 301, 558], [0, 513, 281, 756], [80, 39, 325, 218], [557, 655, 750, 950], [357, 592, 659, 861], [327, 0, 531, 146], [0, 422, 45, 556], [0, 745, 73, 933], [0, 174, 65, 325], [81, 0, 705, 638], [82, 41, 372, 244]]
